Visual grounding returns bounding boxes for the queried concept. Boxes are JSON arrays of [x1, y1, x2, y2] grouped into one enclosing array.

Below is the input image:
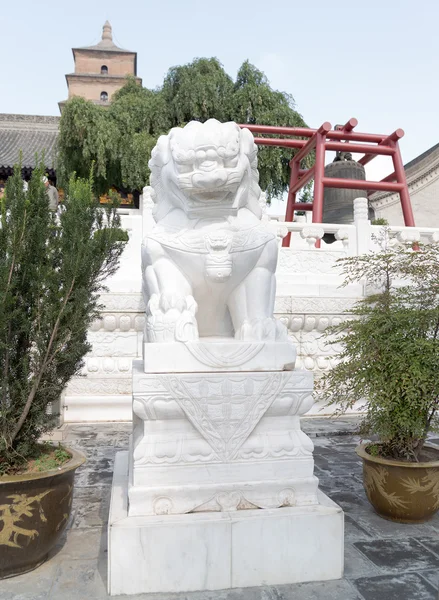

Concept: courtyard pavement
[[2, 418, 439, 600]]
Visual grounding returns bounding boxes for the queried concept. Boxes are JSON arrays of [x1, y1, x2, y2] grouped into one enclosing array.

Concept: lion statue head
[[148, 119, 262, 223]]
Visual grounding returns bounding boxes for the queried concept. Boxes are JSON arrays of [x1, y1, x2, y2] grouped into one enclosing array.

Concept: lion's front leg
[[142, 238, 199, 343], [228, 238, 288, 342]]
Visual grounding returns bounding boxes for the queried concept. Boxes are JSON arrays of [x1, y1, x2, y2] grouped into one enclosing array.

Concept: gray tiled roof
[[0, 114, 60, 170], [403, 141, 439, 172]]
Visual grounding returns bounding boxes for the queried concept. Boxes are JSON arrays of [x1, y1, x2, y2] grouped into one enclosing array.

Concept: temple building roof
[[403, 141, 439, 172], [0, 114, 59, 175]]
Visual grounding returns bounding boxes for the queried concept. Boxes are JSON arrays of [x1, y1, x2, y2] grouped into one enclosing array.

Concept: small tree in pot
[[317, 231, 439, 522], [0, 165, 127, 576]]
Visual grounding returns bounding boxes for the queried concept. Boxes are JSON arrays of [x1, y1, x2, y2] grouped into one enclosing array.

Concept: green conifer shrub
[[0, 165, 127, 474], [317, 231, 439, 461]]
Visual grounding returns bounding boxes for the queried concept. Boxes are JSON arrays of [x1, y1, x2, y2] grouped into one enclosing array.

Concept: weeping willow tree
[[57, 79, 169, 196], [229, 61, 309, 198], [57, 58, 309, 199]]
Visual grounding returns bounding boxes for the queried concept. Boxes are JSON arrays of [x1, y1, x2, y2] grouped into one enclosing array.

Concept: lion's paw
[[146, 293, 199, 343], [235, 318, 288, 342]]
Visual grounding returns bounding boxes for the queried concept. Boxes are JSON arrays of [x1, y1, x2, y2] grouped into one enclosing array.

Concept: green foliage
[[229, 61, 309, 198], [32, 444, 71, 472], [296, 181, 314, 216], [162, 57, 234, 125], [372, 218, 389, 226], [58, 58, 308, 200], [317, 231, 439, 462], [0, 164, 127, 474]]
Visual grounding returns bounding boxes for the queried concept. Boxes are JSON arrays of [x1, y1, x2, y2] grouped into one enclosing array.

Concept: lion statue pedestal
[[108, 120, 343, 596]]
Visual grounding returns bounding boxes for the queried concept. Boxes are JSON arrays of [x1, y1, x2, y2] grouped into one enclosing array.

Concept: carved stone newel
[[108, 120, 343, 596]]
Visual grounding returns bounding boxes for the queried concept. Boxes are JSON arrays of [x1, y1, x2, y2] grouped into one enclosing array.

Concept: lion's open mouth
[[190, 190, 230, 204]]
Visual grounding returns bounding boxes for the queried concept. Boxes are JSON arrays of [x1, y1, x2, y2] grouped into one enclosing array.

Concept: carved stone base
[[129, 360, 318, 516], [108, 451, 344, 596], [143, 339, 296, 372]]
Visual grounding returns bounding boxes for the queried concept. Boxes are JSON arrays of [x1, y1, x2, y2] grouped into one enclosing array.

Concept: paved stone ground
[[2, 418, 439, 600]]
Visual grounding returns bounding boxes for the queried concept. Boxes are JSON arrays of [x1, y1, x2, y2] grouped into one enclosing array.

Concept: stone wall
[[373, 177, 439, 227]]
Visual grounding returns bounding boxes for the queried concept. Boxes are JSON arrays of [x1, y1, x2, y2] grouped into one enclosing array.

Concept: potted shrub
[[0, 165, 127, 577], [317, 231, 439, 523]]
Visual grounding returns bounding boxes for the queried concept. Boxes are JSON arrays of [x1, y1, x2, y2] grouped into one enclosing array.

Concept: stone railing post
[[353, 197, 371, 255]]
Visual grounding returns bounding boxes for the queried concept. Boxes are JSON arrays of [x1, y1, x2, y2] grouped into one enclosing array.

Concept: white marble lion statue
[[142, 119, 287, 343]]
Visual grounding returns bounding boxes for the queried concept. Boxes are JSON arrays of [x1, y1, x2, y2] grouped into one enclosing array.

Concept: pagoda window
[[101, 65, 108, 75], [100, 91, 109, 102]]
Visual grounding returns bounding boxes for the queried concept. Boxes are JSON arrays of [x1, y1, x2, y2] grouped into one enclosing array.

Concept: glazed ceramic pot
[[356, 443, 439, 523], [0, 447, 85, 578]]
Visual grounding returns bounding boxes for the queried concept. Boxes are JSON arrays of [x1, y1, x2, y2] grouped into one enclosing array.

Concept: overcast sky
[[2, 0, 438, 185]]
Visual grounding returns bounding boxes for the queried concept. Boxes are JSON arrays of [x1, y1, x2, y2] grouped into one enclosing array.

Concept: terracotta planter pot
[[356, 443, 439, 523], [0, 447, 85, 578]]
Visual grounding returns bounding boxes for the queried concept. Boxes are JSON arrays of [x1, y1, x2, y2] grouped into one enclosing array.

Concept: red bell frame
[[239, 118, 414, 247]]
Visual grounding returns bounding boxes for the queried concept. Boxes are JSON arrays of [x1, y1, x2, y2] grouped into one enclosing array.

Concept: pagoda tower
[[59, 21, 141, 112]]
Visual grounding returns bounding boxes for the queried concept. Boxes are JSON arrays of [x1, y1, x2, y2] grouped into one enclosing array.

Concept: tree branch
[[10, 277, 76, 444]]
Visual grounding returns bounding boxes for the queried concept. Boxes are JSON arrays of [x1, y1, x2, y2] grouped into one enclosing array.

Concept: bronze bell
[[323, 150, 373, 223], [322, 151, 374, 243]]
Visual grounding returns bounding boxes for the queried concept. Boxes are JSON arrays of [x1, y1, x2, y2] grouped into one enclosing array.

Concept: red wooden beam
[[241, 123, 388, 143], [366, 171, 398, 197], [283, 160, 301, 247], [313, 132, 326, 228], [289, 203, 314, 211], [291, 122, 332, 166], [322, 177, 404, 192], [336, 118, 358, 133], [286, 162, 301, 207], [379, 171, 397, 183], [283, 124, 330, 247], [358, 129, 404, 166], [392, 141, 415, 227], [253, 137, 395, 156], [255, 137, 303, 148], [240, 124, 315, 137], [238, 121, 415, 232], [289, 166, 316, 195]]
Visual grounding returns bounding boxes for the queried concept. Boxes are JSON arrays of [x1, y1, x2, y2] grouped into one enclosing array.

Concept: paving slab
[[344, 514, 374, 543], [0, 555, 59, 599], [344, 543, 380, 578], [349, 507, 439, 539], [323, 490, 370, 514], [49, 558, 108, 600], [51, 526, 106, 561], [273, 579, 362, 599], [70, 489, 111, 529], [354, 537, 439, 574], [419, 570, 439, 590], [352, 572, 438, 600], [417, 536, 439, 558], [301, 417, 360, 437]]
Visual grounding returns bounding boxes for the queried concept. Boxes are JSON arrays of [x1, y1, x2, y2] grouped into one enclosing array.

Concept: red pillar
[[283, 161, 300, 247], [312, 131, 326, 223], [392, 141, 415, 227], [311, 132, 326, 248]]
